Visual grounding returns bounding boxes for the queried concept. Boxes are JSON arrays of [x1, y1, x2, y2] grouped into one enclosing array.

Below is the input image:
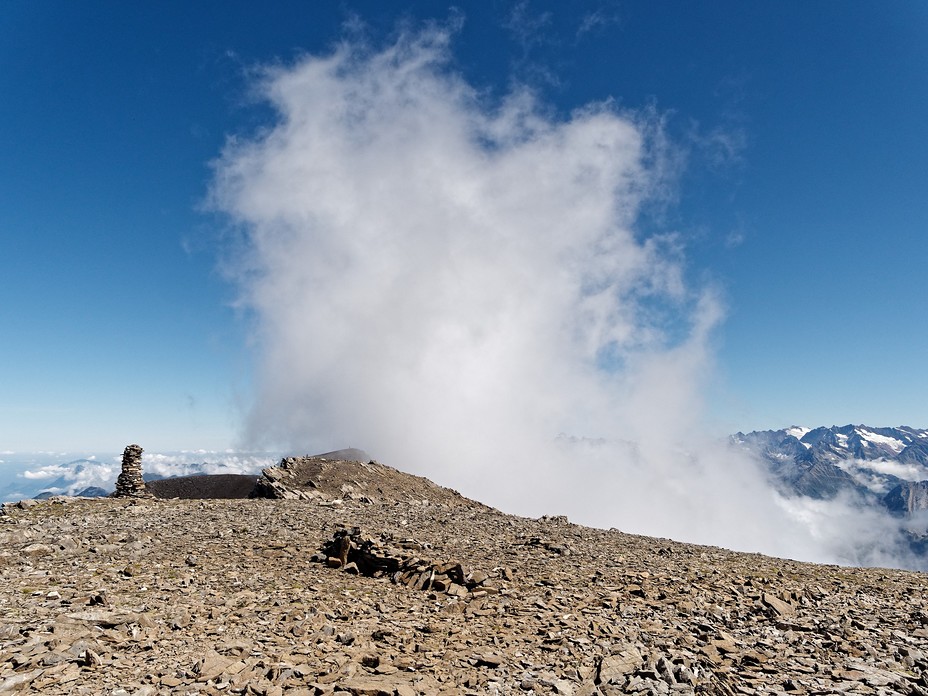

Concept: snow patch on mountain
[[855, 428, 906, 453], [785, 426, 812, 448]]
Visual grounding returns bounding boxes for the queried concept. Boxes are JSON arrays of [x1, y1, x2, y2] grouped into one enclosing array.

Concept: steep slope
[[884, 481, 928, 518], [732, 428, 859, 499]]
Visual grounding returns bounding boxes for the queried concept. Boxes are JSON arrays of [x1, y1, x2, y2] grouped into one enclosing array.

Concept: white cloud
[[142, 452, 276, 479], [831, 457, 928, 495], [22, 466, 66, 480], [858, 458, 928, 481], [774, 491, 924, 570], [21, 460, 119, 491], [3, 451, 273, 501], [504, 1, 554, 53], [208, 26, 926, 569], [576, 1, 623, 39]]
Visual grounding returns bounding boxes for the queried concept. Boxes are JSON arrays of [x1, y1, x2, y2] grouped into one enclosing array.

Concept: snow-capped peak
[[785, 426, 812, 448]]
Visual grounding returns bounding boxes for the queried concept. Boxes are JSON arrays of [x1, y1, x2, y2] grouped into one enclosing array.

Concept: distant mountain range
[[33, 486, 108, 499], [732, 424, 928, 517]]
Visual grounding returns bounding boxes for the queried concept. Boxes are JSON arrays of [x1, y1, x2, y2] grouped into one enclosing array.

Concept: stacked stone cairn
[[315, 526, 503, 599], [112, 444, 151, 498]]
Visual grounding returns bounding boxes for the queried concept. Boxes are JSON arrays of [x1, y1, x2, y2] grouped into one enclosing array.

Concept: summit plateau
[[2, 453, 928, 695]]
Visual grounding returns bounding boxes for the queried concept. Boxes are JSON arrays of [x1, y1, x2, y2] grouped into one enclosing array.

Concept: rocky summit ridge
[[2, 454, 928, 696]]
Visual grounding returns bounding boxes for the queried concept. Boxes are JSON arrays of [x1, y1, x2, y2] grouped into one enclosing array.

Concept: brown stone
[[762, 592, 796, 617]]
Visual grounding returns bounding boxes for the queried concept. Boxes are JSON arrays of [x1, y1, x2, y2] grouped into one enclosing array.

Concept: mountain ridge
[[733, 424, 928, 504], [734, 424, 928, 560]]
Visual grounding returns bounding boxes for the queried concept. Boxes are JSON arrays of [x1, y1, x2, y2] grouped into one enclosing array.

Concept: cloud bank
[[209, 27, 924, 569], [2, 451, 275, 502]]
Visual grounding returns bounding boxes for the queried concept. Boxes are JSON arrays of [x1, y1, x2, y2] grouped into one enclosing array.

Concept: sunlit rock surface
[[3, 457, 928, 694]]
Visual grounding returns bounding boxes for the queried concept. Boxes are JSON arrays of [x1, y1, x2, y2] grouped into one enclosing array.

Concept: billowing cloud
[[209, 26, 925, 569], [773, 490, 922, 569]]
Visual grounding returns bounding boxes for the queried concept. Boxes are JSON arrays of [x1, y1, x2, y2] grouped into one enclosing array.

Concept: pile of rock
[[250, 459, 318, 500], [249, 454, 470, 508], [315, 526, 503, 598], [111, 444, 150, 499]]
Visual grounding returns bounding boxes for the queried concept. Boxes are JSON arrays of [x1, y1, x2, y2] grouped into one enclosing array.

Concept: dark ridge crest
[[146, 474, 261, 499]]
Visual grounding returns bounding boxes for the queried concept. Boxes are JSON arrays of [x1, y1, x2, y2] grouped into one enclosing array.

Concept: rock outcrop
[[885, 481, 928, 518], [251, 455, 469, 507], [315, 526, 503, 599]]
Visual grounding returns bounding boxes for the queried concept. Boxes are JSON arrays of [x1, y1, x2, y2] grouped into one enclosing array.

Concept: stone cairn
[[314, 526, 505, 599], [112, 444, 151, 498]]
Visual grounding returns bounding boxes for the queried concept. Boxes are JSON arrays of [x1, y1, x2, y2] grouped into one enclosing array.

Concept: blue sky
[[2, 1, 927, 453]]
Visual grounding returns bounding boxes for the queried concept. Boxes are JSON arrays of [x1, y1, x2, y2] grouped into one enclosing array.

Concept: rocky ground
[[2, 456, 928, 695]]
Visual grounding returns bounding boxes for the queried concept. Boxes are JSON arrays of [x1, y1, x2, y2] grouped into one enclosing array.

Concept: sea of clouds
[[0, 451, 278, 503]]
